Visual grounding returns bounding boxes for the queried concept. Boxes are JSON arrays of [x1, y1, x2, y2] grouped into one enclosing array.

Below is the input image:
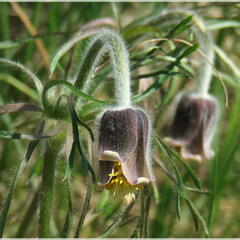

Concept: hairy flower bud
[[98, 108, 153, 203], [165, 92, 219, 162]]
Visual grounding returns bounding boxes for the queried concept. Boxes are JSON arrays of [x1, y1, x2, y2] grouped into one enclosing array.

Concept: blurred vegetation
[[0, 2, 240, 238]]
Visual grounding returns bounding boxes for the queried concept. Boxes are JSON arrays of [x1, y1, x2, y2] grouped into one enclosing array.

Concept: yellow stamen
[[105, 163, 143, 204]]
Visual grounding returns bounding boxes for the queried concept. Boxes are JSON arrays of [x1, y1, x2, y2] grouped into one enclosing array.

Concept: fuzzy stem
[[73, 28, 131, 108], [143, 9, 214, 96], [39, 130, 65, 237]]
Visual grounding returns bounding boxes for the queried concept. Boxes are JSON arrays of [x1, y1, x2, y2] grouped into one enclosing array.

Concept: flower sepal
[[165, 92, 219, 162], [97, 107, 154, 203]]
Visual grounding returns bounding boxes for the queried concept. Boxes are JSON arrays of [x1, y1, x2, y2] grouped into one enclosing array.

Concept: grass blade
[[74, 178, 93, 237], [0, 122, 44, 237], [0, 58, 43, 94], [0, 130, 54, 140], [0, 73, 39, 102], [0, 102, 41, 115], [50, 30, 95, 77]]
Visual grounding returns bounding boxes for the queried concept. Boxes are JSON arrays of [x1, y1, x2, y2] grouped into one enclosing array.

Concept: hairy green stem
[[39, 129, 65, 237], [74, 29, 131, 108]]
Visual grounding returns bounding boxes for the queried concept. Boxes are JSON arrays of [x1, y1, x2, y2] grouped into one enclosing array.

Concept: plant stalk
[[39, 129, 65, 237]]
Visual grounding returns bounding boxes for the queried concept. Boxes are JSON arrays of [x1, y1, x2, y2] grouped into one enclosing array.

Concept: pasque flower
[[79, 29, 154, 203], [162, 10, 220, 162], [165, 92, 219, 162], [98, 108, 153, 203]]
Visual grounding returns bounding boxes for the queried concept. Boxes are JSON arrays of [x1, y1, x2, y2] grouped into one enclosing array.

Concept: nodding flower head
[[79, 29, 154, 203], [98, 108, 154, 204], [165, 92, 219, 162]]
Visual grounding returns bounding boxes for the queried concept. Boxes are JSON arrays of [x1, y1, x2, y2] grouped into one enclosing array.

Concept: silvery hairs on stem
[[72, 28, 130, 108], [72, 28, 154, 203], [159, 9, 220, 161]]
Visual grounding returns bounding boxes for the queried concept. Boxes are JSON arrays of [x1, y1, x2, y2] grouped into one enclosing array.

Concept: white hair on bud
[[73, 28, 131, 108]]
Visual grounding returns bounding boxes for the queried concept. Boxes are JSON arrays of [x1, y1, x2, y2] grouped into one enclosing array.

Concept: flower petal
[[98, 108, 153, 185], [121, 110, 152, 184], [182, 96, 218, 160], [98, 108, 138, 163], [98, 161, 114, 185], [168, 93, 202, 146], [168, 93, 219, 161]]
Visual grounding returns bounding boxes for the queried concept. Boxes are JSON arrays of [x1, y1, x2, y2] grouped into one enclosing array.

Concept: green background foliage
[[0, 2, 240, 238]]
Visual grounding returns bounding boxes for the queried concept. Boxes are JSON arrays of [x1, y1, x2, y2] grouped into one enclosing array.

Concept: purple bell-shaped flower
[[165, 92, 219, 161], [98, 108, 154, 203]]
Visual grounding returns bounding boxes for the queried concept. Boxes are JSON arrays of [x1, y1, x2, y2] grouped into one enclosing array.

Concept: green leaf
[[68, 98, 96, 182], [208, 157, 218, 230], [0, 102, 41, 115], [0, 73, 39, 102], [0, 58, 43, 95], [176, 193, 182, 220], [184, 197, 199, 231], [99, 200, 136, 238], [123, 25, 158, 41], [131, 46, 159, 61], [156, 135, 201, 189], [0, 122, 44, 237], [78, 102, 106, 120], [183, 196, 209, 237], [176, 43, 199, 61], [61, 180, 73, 238], [50, 30, 95, 77], [42, 80, 107, 114], [0, 130, 51, 140], [165, 15, 193, 38], [74, 111, 95, 142], [74, 179, 93, 237], [64, 142, 77, 179]]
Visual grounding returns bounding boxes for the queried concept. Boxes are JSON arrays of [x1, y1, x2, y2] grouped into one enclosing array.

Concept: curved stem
[[73, 29, 131, 108]]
